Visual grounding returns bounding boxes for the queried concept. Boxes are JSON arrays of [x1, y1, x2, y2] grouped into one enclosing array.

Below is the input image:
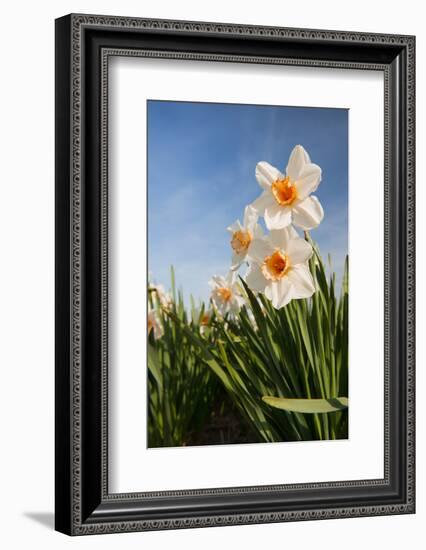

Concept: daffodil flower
[[147, 308, 164, 340], [149, 283, 173, 310], [199, 312, 211, 335], [245, 226, 315, 309], [251, 145, 323, 231], [227, 205, 263, 270], [209, 271, 245, 317], [193, 306, 212, 335]]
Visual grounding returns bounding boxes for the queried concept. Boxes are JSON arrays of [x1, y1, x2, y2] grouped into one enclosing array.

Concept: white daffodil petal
[[243, 204, 258, 229], [245, 264, 267, 293], [286, 237, 313, 265], [256, 161, 282, 190], [265, 203, 292, 230], [286, 145, 311, 180], [253, 223, 264, 238], [294, 163, 322, 199], [209, 275, 226, 289], [248, 237, 274, 264], [231, 251, 244, 270], [269, 226, 299, 250], [227, 220, 242, 234], [226, 270, 237, 287], [231, 295, 245, 315], [251, 190, 276, 215], [276, 277, 293, 308], [264, 282, 276, 304], [236, 294, 246, 307], [229, 302, 239, 315], [292, 196, 324, 230], [287, 264, 316, 298], [265, 279, 292, 309]]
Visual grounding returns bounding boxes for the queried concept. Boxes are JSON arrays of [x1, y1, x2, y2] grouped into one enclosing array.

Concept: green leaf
[[147, 344, 163, 392], [262, 396, 349, 413]]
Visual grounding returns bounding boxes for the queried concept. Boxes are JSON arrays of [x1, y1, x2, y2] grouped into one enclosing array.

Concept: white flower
[[227, 205, 263, 270], [147, 309, 164, 340], [193, 306, 212, 335], [149, 283, 173, 310], [245, 226, 316, 309], [251, 145, 323, 231], [209, 271, 245, 317]]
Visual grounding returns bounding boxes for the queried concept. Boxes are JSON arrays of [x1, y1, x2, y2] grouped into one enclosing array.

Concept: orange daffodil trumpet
[[227, 205, 263, 270], [209, 271, 245, 317], [245, 226, 315, 309], [251, 145, 323, 230], [192, 306, 213, 335]]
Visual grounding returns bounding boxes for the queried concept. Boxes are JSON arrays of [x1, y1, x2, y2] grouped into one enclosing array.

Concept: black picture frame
[[55, 13, 415, 536]]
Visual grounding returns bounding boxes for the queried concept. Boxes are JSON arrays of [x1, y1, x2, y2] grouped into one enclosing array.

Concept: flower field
[[147, 146, 348, 447]]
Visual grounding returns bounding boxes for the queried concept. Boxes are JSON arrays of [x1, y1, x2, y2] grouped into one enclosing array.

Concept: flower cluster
[[210, 145, 324, 313]]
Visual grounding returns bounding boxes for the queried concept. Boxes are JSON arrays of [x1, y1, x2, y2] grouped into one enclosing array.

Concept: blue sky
[[147, 100, 348, 304]]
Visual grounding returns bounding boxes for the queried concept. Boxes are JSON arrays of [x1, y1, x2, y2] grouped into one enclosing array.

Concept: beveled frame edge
[[100, 50, 392, 502], [55, 13, 415, 536]]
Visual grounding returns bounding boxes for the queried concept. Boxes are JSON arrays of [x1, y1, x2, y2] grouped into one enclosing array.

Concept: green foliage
[[148, 242, 349, 445], [178, 241, 349, 442], [147, 268, 218, 447]]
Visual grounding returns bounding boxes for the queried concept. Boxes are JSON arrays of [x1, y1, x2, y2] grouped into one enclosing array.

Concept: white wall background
[[0, 0, 422, 548]]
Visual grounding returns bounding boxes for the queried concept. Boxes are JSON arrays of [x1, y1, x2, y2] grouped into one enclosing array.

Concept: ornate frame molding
[[55, 14, 415, 536]]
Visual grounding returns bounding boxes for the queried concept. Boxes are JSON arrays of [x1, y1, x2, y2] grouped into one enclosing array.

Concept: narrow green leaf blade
[[262, 396, 349, 413]]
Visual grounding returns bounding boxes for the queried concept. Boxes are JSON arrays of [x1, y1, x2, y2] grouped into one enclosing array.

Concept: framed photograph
[[55, 14, 415, 535]]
